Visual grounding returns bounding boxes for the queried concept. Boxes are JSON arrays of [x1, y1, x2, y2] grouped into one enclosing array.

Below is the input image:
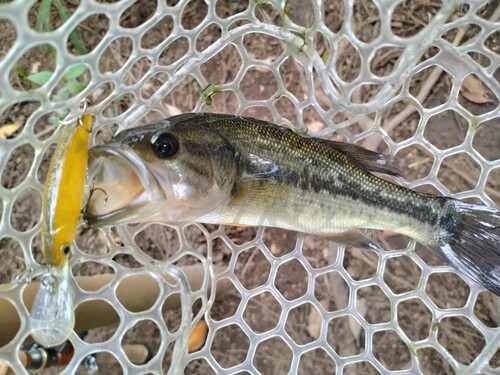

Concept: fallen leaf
[[254, 56, 276, 73], [322, 246, 329, 260], [0, 123, 21, 139], [164, 104, 182, 116], [0, 360, 9, 375], [30, 61, 41, 74], [308, 121, 324, 132], [491, 295, 500, 327], [348, 297, 366, 344], [110, 231, 124, 247], [188, 320, 209, 353], [91, 87, 105, 101], [270, 243, 280, 256], [460, 75, 494, 104], [330, 269, 349, 310], [307, 298, 329, 339], [382, 230, 399, 238]]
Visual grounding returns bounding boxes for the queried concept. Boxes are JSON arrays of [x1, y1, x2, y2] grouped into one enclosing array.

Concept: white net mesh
[[0, 0, 499, 373]]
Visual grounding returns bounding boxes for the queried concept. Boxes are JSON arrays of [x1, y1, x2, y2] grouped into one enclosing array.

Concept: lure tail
[[432, 201, 500, 296]]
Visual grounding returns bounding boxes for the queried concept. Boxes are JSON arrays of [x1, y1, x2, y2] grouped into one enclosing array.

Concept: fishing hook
[[88, 178, 109, 206]]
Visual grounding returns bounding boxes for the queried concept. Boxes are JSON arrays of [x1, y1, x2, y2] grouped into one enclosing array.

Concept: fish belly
[[197, 185, 436, 244]]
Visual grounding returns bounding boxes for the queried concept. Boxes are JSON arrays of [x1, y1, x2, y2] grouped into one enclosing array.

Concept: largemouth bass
[[83, 113, 500, 295]]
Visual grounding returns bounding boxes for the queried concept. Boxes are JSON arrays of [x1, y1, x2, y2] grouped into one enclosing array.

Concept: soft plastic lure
[[31, 112, 92, 347]]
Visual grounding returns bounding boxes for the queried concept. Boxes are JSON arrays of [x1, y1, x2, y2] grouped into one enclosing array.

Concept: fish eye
[[61, 245, 71, 255], [151, 132, 179, 159]]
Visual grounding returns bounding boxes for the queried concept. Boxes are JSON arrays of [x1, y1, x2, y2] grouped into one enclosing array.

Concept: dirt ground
[[0, 0, 499, 374]]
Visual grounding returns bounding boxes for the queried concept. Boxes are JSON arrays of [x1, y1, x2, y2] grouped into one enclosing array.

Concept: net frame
[[0, 0, 499, 374]]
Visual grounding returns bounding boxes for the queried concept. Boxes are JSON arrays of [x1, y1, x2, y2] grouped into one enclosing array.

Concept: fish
[[42, 113, 93, 266], [83, 113, 500, 295]]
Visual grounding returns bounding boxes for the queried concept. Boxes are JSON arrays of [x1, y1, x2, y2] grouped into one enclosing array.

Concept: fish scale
[[193, 114, 446, 240]]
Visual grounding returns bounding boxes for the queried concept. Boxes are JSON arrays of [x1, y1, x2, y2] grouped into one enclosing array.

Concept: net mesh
[[0, 0, 499, 373]]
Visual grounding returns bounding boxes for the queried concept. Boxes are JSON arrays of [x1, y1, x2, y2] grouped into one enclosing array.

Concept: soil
[[0, 1, 499, 374]]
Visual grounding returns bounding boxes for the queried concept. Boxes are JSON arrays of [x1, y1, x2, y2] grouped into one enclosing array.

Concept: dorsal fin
[[316, 138, 400, 177]]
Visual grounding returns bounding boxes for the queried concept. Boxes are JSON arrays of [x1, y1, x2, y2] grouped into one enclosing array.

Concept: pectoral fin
[[327, 230, 382, 251]]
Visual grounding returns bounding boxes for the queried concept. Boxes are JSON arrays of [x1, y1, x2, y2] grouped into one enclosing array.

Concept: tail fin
[[432, 201, 500, 296]]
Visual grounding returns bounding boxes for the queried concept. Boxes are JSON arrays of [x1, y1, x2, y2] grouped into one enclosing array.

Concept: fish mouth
[[84, 145, 166, 227]]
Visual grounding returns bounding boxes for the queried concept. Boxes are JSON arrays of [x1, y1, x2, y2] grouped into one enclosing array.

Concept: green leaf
[[53, 0, 88, 55], [36, 0, 52, 32], [63, 64, 87, 80], [26, 71, 54, 85], [321, 49, 330, 62], [202, 95, 212, 105], [68, 32, 88, 55], [66, 81, 85, 94], [53, 0, 69, 20], [53, 87, 70, 102], [15, 65, 28, 78]]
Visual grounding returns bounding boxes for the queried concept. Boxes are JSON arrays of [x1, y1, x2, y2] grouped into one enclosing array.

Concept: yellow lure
[[31, 112, 92, 347], [42, 113, 92, 267]]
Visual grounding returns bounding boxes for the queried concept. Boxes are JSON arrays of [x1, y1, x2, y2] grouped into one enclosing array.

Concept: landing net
[[0, 0, 499, 374]]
